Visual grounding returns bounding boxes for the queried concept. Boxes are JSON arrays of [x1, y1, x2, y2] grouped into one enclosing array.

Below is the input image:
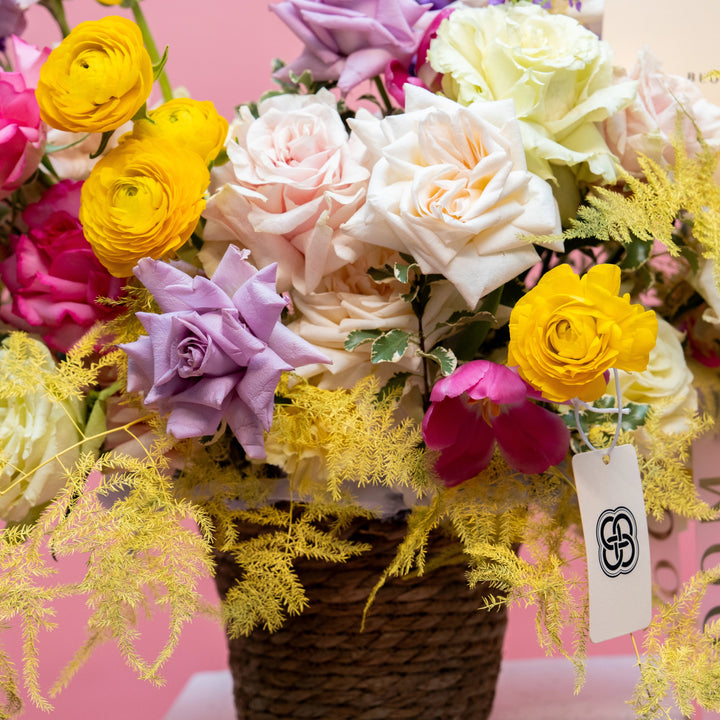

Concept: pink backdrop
[[8, 1, 703, 718]]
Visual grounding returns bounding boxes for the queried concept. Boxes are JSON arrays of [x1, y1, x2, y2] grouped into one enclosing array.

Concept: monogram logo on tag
[[596, 507, 639, 578]]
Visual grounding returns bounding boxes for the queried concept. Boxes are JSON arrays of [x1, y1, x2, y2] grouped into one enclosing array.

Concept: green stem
[[373, 75, 394, 116], [40, 0, 71, 38], [130, 1, 173, 102]]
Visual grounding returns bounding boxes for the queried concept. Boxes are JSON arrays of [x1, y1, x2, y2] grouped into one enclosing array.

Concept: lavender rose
[[119, 246, 329, 459], [271, 0, 432, 94]]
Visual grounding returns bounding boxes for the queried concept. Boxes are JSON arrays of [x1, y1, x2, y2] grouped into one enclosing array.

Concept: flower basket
[[213, 514, 507, 720]]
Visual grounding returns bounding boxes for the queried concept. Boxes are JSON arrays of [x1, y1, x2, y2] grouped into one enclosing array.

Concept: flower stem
[[373, 75, 394, 116], [130, 1, 173, 102], [39, 0, 71, 38]]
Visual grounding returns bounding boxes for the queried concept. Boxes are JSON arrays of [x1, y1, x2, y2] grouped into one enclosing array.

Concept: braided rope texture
[[214, 517, 507, 720]]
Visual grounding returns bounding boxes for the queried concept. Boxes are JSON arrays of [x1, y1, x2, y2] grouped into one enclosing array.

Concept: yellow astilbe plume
[[531, 132, 720, 292], [267, 375, 429, 501], [632, 567, 720, 718]]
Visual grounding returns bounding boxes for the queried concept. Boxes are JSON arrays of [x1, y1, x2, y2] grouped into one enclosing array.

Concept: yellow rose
[[36, 16, 153, 133], [79, 137, 210, 277], [128, 98, 229, 165], [507, 264, 658, 402]]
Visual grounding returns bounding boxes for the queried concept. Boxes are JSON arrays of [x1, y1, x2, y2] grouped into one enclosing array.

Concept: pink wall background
[[6, 1, 705, 718]]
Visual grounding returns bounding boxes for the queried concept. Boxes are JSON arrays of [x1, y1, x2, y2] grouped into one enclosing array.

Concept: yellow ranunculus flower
[[507, 263, 658, 403], [79, 137, 210, 277], [36, 16, 153, 134], [128, 98, 229, 165]]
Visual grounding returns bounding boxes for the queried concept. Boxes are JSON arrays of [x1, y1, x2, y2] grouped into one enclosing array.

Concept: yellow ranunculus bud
[[79, 137, 210, 277], [129, 98, 229, 165], [36, 16, 153, 134], [507, 263, 658, 403]]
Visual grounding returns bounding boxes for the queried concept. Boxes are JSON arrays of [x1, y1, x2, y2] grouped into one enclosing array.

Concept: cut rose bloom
[[271, 0, 431, 94], [427, 3, 637, 182], [603, 50, 720, 178], [344, 86, 561, 308], [0, 180, 124, 352], [120, 245, 330, 459], [287, 248, 465, 389], [422, 360, 570, 487], [202, 89, 369, 295], [0, 69, 45, 199]]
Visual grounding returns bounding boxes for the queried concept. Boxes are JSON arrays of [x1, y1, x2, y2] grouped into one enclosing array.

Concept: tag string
[[572, 369, 628, 459]]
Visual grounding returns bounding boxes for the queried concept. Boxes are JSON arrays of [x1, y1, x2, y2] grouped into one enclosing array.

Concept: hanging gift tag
[[573, 444, 652, 643]]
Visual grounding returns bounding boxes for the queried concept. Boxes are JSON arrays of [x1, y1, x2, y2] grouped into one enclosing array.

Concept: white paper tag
[[573, 444, 652, 643]]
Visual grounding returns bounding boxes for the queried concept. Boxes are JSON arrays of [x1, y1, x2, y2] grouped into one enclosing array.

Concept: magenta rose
[[422, 360, 570, 487], [0, 69, 45, 198], [271, 0, 431, 94], [119, 245, 330, 459], [0, 180, 125, 352]]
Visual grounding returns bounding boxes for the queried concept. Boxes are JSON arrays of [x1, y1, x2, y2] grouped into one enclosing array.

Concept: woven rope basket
[[213, 514, 508, 720]]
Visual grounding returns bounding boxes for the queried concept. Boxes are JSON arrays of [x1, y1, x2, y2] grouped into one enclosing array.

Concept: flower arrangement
[[0, 0, 719, 717]]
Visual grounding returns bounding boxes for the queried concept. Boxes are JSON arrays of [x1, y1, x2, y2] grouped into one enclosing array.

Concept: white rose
[[0, 338, 82, 522], [603, 50, 720, 178], [616, 316, 697, 436], [427, 3, 636, 182], [344, 86, 560, 308], [201, 89, 370, 294], [287, 248, 466, 389], [691, 257, 720, 326]]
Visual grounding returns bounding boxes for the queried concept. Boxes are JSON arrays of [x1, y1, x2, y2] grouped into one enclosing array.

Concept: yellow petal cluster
[[36, 16, 153, 133], [507, 264, 658, 402], [128, 98, 229, 165], [79, 137, 210, 277]]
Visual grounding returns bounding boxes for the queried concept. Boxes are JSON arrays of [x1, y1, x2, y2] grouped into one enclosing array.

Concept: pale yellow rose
[[427, 3, 637, 182], [614, 317, 697, 436], [0, 337, 82, 522], [36, 16, 153, 134]]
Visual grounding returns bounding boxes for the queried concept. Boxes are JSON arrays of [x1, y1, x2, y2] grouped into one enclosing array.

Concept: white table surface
[[162, 655, 687, 720]]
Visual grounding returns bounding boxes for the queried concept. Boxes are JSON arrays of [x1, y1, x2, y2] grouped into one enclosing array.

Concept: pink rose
[[271, 0, 431, 94], [0, 180, 125, 352], [202, 89, 370, 295], [0, 69, 45, 198], [603, 50, 720, 177], [7, 35, 50, 89]]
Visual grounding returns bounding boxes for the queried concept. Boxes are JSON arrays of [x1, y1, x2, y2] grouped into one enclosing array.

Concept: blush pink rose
[[0, 69, 45, 198], [603, 50, 720, 177], [271, 0, 432, 94], [0, 180, 125, 352], [202, 89, 370, 295]]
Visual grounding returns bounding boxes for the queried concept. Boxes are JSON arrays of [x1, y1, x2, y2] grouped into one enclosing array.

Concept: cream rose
[[616, 316, 697, 436], [287, 248, 465, 390], [201, 89, 370, 294], [343, 85, 560, 308], [0, 338, 82, 522], [603, 50, 720, 178], [427, 3, 636, 182]]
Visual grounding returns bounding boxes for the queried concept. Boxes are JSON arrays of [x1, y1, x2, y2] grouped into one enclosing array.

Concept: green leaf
[[345, 329, 383, 352], [621, 237, 651, 270], [152, 46, 169, 81], [89, 130, 115, 160], [679, 244, 700, 273], [367, 264, 395, 282], [418, 347, 457, 376], [370, 330, 410, 363], [394, 260, 419, 284], [377, 372, 412, 402]]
